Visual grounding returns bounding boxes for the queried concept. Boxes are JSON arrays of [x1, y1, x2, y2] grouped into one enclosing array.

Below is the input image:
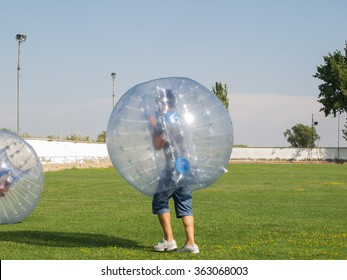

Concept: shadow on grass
[[0, 230, 142, 249]]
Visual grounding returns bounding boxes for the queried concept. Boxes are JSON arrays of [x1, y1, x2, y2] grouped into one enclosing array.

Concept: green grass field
[[0, 163, 346, 260]]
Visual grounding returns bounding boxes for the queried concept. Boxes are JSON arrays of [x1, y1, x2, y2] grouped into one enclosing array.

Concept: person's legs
[[178, 214, 199, 253], [158, 211, 174, 241], [152, 189, 177, 251], [179, 214, 199, 253], [181, 215, 195, 246], [172, 186, 199, 253]]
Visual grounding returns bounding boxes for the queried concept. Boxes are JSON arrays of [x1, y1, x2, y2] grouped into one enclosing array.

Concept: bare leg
[[182, 215, 195, 245], [158, 212, 174, 241]]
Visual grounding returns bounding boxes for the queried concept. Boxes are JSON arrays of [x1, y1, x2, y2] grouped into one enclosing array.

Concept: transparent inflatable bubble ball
[[107, 77, 233, 196], [0, 130, 44, 224]]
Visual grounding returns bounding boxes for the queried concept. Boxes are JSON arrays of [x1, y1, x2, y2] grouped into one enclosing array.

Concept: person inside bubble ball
[[0, 168, 14, 197], [149, 88, 199, 254]]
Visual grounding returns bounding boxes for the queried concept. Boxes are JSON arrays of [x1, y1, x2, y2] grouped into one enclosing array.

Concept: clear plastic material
[[0, 130, 44, 224], [107, 77, 233, 196]]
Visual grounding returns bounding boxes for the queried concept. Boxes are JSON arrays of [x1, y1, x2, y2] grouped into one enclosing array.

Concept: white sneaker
[[178, 244, 200, 254], [153, 238, 177, 252]]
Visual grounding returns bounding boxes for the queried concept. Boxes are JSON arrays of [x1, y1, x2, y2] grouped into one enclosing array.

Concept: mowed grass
[[0, 163, 346, 260]]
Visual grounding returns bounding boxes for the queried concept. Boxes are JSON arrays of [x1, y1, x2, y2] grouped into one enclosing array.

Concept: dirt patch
[[43, 158, 113, 171]]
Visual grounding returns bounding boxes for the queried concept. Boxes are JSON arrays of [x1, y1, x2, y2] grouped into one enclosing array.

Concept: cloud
[[2, 93, 345, 147], [229, 93, 344, 147]]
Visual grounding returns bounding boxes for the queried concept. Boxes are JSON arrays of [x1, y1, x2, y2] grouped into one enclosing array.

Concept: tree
[[212, 82, 229, 110], [96, 131, 106, 143], [283, 124, 320, 148], [313, 42, 347, 140], [343, 123, 347, 141]]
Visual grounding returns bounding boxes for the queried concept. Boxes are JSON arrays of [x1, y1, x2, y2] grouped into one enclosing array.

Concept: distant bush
[[65, 134, 91, 142]]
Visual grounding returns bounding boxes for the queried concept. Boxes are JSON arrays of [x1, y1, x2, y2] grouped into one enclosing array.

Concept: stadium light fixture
[[111, 73, 117, 108], [16, 34, 27, 135]]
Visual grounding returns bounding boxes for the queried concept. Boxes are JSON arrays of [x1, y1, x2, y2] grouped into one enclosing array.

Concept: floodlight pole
[[16, 34, 27, 135], [310, 114, 314, 161], [111, 73, 117, 108], [310, 114, 318, 162]]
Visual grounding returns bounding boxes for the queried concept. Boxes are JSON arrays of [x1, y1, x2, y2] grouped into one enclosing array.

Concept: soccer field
[[0, 163, 346, 260]]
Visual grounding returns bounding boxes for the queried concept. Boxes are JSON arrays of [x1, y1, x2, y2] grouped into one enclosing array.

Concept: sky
[[1, 0, 347, 147]]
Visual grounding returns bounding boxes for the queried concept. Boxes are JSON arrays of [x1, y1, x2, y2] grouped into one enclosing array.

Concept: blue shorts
[[152, 186, 193, 218]]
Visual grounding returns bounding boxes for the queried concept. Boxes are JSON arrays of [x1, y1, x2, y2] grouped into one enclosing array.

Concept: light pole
[[16, 34, 27, 135], [337, 113, 340, 161], [310, 114, 318, 161], [111, 73, 117, 108]]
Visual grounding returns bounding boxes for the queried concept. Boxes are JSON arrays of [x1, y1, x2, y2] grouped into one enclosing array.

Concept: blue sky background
[[1, 0, 346, 147]]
